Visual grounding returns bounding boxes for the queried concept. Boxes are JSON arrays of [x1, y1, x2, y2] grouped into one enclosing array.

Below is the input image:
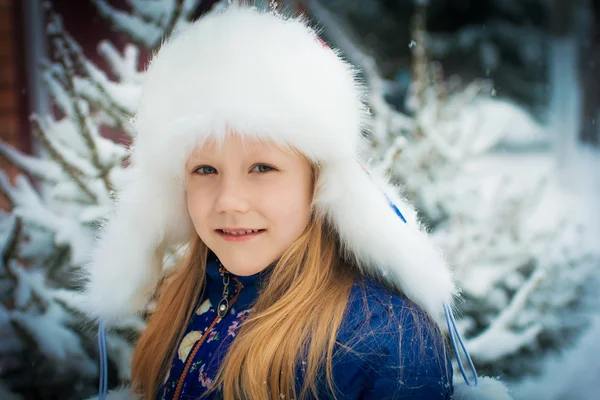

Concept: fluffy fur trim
[[83, 167, 193, 323], [315, 161, 456, 321], [82, 5, 457, 325], [454, 377, 513, 400]]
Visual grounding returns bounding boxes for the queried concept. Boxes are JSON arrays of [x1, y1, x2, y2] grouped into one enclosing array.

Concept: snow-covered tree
[[308, 0, 600, 381], [0, 1, 204, 398], [315, 0, 549, 113], [1, 1, 598, 398]]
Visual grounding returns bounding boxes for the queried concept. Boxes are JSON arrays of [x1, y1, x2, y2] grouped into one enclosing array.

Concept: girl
[[84, 5, 510, 400]]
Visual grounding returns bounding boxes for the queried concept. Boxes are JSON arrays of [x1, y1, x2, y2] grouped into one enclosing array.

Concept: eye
[[251, 164, 274, 173], [195, 166, 217, 175]]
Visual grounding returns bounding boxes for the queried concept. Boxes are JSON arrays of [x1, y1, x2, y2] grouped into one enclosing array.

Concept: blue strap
[[444, 304, 479, 386], [384, 193, 479, 387], [98, 320, 108, 399], [388, 200, 408, 223]]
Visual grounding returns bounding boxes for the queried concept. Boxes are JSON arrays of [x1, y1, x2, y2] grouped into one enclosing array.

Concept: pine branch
[[9, 318, 39, 352], [0, 174, 14, 210], [163, 0, 186, 40], [306, 0, 402, 148], [46, 8, 113, 194], [30, 117, 97, 202], [465, 267, 546, 362], [410, 0, 429, 115], [45, 245, 71, 286], [126, 0, 169, 25], [0, 141, 64, 184], [1, 217, 21, 269], [90, 0, 160, 48], [90, 0, 197, 49], [63, 34, 133, 119]]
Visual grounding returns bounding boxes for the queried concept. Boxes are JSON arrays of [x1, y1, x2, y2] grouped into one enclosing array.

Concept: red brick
[[0, 112, 17, 139], [0, 60, 15, 86], [0, 35, 13, 58], [0, 88, 15, 110], [0, 7, 12, 34]]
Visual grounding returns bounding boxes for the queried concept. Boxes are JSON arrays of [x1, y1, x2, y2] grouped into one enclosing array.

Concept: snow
[[511, 148, 600, 400], [11, 301, 97, 378], [2, 0, 598, 397], [1, 173, 98, 266], [0, 212, 17, 258], [0, 141, 65, 183], [97, 41, 143, 84], [91, 0, 164, 48], [514, 314, 600, 400], [309, 0, 600, 381], [79, 43, 142, 114], [469, 99, 549, 149], [434, 148, 599, 366], [0, 2, 196, 396], [127, 0, 173, 21]]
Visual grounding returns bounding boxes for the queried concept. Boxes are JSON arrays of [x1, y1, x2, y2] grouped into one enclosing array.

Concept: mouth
[[216, 228, 266, 242]]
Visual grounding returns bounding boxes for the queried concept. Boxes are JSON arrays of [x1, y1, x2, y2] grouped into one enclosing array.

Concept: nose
[[213, 175, 251, 214]]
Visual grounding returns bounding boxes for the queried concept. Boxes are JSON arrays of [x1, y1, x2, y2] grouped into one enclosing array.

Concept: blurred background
[[0, 0, 599, 399]]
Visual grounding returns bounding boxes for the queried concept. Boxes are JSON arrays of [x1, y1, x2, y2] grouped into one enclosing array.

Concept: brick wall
[[0, 0, 18, 149], [0, 0, 19, 207]]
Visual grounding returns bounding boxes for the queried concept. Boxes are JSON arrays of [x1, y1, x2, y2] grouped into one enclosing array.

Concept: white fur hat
[[83, 5, 457, 325]]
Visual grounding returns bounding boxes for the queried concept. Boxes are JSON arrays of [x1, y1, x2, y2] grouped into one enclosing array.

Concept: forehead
[[188, 133, 298, 160]]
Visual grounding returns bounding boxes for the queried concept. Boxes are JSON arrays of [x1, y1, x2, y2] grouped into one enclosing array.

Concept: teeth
[[222, 229, 260, 235]]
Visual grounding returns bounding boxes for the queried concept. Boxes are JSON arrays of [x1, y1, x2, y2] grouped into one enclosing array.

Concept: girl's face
[[185, 135, 313, 276]]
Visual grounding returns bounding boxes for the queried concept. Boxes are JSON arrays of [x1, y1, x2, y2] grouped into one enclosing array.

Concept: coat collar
[[204, 252, 272, 312]]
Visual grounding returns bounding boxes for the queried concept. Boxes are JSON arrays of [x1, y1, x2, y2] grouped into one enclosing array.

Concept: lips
[[216, 228, 266, 242], [219, 228, 264, 235]]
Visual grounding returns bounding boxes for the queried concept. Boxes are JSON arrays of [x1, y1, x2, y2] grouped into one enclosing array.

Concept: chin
[[213, 249, 273, 277]]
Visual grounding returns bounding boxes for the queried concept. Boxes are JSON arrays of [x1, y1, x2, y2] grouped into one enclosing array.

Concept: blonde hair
[[131, 159, 361, 399], [131, 213, 356, 399], [131, 162, 447, 399]]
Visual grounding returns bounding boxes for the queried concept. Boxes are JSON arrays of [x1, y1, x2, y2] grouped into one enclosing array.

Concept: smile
[[216, 228, 266, 242]]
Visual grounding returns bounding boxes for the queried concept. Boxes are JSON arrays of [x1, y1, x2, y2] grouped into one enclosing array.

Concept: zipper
[[171, 269, 244, 400]]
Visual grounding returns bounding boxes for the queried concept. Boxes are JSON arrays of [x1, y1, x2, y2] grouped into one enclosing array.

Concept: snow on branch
[[306, 0, 413, 146], [0, 142, 64, 184], [44, 8, 134, 195], [97, 41, 143, 84], [11, 301, 97, 378], [306, 0, 597, 380], [0, 214, 21, 268], [465, 267, 545, 362], [0, 1, 181, 396], [0, 173, 94, 266], [64, 33, 140, 118], [90, 0, 164, 48], [30, 117, 98, 202], [90, 0, 202, 49]]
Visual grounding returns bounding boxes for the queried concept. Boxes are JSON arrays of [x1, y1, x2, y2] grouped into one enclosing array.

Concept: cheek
[[262, 176, 312, 234], [186, 186, 211, 230]]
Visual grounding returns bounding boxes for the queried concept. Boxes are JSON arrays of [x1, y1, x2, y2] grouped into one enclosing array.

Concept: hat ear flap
[[376, 172, 512, 398], [83, 169, 193, 324], [313, 161, 456, 322]]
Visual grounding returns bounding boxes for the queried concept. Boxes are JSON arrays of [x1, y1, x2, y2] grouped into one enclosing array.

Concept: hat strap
[[382, 192, 479, 386], [98, 320, 108, 399]]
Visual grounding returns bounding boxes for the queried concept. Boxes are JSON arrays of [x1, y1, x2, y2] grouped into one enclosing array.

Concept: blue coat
[[159, 254, 453, 399]]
